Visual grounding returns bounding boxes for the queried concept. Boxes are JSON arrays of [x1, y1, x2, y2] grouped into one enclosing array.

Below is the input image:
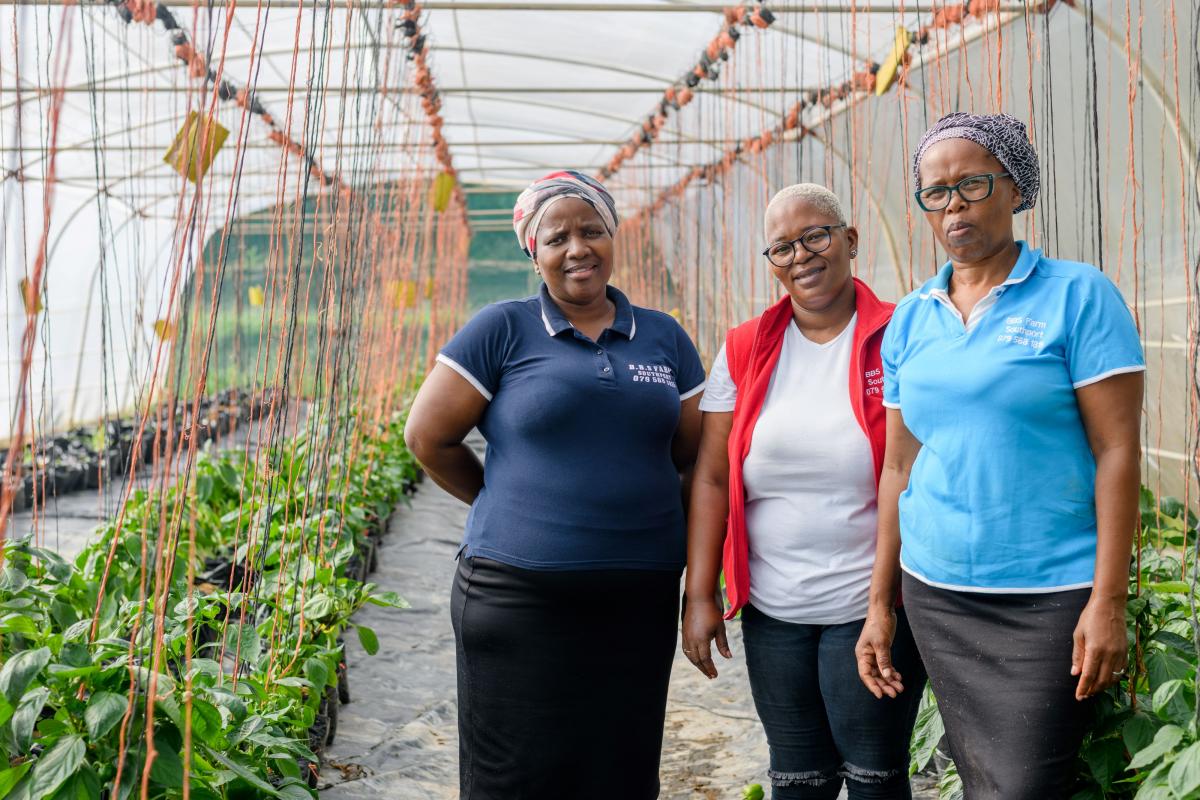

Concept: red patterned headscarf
[[512, 170, 619, 261]]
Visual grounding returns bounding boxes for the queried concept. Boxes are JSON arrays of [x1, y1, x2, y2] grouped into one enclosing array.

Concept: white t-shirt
[[699, 314, 878, 624]]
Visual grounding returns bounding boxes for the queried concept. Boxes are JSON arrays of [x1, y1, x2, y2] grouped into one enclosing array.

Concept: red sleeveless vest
[[721, 278, 893, 620]]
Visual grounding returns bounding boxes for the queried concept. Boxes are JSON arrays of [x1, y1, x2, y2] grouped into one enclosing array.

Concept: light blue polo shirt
[[437, 283, 706, 571], [882, 241, 1144, 592]]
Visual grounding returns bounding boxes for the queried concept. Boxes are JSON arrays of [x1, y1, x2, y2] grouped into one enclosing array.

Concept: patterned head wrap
[[512, 170, 619, 261], [912, 112, 1040, 214]]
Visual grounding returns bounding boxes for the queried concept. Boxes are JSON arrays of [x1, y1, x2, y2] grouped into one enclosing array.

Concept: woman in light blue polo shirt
[[854, 113, 1144, 798], [404, 170, 705, 799]]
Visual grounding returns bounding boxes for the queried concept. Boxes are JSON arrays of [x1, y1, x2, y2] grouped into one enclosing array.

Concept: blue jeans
[[741, 604, 926, 800]]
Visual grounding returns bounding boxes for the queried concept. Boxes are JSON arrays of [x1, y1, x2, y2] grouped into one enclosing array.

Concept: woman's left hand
[[1070, 596, 1128, 700]]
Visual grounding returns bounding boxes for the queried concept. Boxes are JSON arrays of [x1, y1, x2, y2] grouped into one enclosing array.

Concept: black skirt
[[901, 573, 1096, 799], [451, 555, 682, 800]]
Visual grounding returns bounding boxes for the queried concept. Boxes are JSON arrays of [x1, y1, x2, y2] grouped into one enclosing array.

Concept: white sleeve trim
[[881, 400, 901, 409], [698, 397, 736, 412], [680, 381, 706, 401], [436, 354, 494, 402], [1071, 364, 1146, 389]]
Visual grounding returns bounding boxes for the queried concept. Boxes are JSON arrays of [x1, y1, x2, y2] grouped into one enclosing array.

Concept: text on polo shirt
[[998, 315, 1047, 348], [628, 363, 678, 388], [865, 367, 883, 396]]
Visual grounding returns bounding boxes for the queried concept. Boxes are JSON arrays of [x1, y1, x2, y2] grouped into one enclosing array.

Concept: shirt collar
[[538, 283, 636, 340], [922, 239, 1039, 299]]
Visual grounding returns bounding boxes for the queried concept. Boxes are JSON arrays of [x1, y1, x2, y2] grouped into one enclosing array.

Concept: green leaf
[[48, 764, 100, 800], [0, 763, 31, 797], [85, 691, 129, 740], [365, 591, 408, 609], [28, 548, 71, 584], [909, 688, 945, 775], [1123, 712, 1160, 756], [0, 648, 51, 704], [356, 624, 380, 656], [202, 747, 281, 796], [303, 658, 329, 690], [61, 621, 90, 642], [0, 615, 40, 636], [1084, 737, 1126, 790], [229, 715, 266, 747], [188, 698, 224, 747], [276, 783, 315, 799], [1147, 581, 1192, 595], [27, 735, 85, 799], [302, 593, 335, 620], [1148, 651, 1195, 692], [1129, 724, 1186, 770], [1168, 742, 1200, 797], [224, 622, 261, 664], [148, 740, 184, 789], [1152, 680, 1193, 723], [1134, 780, 1176, 800], [11, 687, 50, 753]]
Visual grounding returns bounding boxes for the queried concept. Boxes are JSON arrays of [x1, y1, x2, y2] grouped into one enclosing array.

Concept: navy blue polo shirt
[[437, 284, 706, 571]]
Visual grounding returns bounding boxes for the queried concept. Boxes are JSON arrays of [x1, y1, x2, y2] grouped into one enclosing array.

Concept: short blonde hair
[[764, 183, 847, 232]]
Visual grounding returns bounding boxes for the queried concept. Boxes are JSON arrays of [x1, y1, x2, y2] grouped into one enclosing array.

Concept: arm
[[855, 407, 922, 698], [1071, 370, 1142, 699], [673, 394, 703, 508], [681, 410, 734, 679], [672, 394, 703, 472], [403, 362, 490, 505]]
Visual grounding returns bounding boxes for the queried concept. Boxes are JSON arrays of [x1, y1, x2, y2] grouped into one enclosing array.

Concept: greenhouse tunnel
[[0, 0, 1197, 796]]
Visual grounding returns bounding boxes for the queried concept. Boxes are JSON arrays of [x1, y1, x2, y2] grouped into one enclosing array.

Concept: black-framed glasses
[[915, 172, 1011, 212], [762, 224, 846, 267]]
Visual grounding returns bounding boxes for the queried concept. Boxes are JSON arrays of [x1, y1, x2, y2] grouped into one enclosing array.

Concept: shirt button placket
[[593, 343, 614, 380]]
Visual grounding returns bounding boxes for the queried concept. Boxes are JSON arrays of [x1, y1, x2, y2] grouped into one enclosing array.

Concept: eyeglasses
[[762, 224, 846, 267], [915, 172, 1011, 212]]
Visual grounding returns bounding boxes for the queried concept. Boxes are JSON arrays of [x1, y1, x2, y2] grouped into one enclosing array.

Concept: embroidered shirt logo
[[628, 363, 677, 388], [997, 315, 1047, 349]]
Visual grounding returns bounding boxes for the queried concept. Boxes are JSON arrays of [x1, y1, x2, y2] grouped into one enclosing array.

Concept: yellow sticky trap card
[[153, 319, 176, 340], [875, 26, 913, 96], [432, 172, 456, 213], [248, 286, 265, 307], [18, 277, 43, 314], [164, 111, 230, 183], [387, 280, 418, 308]]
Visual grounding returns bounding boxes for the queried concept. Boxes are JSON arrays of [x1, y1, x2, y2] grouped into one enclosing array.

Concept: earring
[[849, 249, 857, 258]]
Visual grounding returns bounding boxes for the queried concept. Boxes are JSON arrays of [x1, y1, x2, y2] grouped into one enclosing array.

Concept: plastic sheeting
[[0, 0, 1197, 498]]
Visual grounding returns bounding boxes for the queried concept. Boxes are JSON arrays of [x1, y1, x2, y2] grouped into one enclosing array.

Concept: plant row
[[0, 405, 420, 799], [1, 389, 287, 512]]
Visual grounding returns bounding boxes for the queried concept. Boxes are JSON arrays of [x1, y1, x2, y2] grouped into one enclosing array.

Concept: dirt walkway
[[320, 462, 937, 799]]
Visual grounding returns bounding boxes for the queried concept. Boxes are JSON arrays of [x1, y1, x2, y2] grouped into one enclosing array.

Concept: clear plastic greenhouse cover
[[0, 0, 1197, 498]]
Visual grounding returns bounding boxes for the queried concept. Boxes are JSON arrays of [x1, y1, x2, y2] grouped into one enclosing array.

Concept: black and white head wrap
[[912, 112, 1040, 214]]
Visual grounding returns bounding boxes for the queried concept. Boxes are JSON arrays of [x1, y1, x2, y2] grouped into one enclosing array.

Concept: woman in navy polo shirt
[[683, 183, 925, 799], [404, 170, 705, 799], [855, 113, 1144, 798]]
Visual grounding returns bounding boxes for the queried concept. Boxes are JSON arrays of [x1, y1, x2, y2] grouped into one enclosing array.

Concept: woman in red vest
[[683, 184, 925, 799]]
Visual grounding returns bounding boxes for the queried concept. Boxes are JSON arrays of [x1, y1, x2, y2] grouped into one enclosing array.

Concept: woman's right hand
[[681, 597, 732, 679], [855, 607, 905, 698]]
